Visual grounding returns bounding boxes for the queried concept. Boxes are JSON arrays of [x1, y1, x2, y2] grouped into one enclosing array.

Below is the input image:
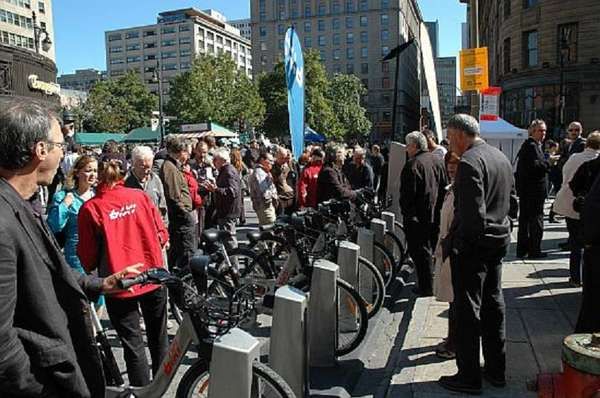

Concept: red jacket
[[298, 160, 323, 208], [183, 168, 203, 209], [78, 182, 169, 299]]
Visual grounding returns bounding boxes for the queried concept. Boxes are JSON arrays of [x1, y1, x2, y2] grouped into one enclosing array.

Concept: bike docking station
[[270, 285, 309, 398], [381, 211, 398, 256], [337, 241, 360, 333], [308, 259, 339, 368], [357, 228, 375, 302], [370, 218, 387, 274], [208, 327, 260, 398]]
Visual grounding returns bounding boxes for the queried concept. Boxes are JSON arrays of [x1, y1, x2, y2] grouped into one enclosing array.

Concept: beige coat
[[553, 148, 599, 220], [433, 187, 454, 303]]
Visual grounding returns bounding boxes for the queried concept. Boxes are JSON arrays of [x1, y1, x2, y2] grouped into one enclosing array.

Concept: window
[[381, 46, 389, 56], [318, 35, 326, 46], [144, 30, 156, 37], [216, 36, 223, 44], [382, 61, 389, 72], [332, 18, 340, 30], [38, 1, 44, 13], [346, 0, 354, 12], [278, 39, 284, 50], [207, 32, 214, 40], [361, 78, 369, 88], [318, 2, 326, 15], [278, 24, 285, 34], [144, 54, 156, 61], [347, 63, 354, 74], [161, 51, 177, 59], [304, 37, 312, 47], [347, 48, 354, 59], [361, 47, 368, 58], [334, 64, 341, 73], [110, 58, 124, 65], [162, 63, 178, 71], [503, 38, 511, 73], [304, 21, 311, 32], [381, 29, 389, 42], [332, 1, 341, 13], [523, 30, 538, 67], [180, 49, 191, 57], [161, 26, 176, 34], [144, 42, 156, 49], [181, 62, 191, 69], [161, 39, 176, 47], [260, 41, 267, 51], [557, 23, 578, 64], [126, 56, 141, 63], [333, 49, 341, 60], [381, 0, 389, 9], [109, 46, 123, 53], [320, 49, 326, 61], [523, 0, 538, 8], [359, 0, 368, 11], [504, 0, 511, 18], [179, 37, 191, 45], [108, 33, 122, 41], [346, 17, 354, 29], [333, 33, 340, 45], [361, 63, 368, 74], [125, 31, 140, 39], [360, 31, 368, 43], [260, 27, 267, 37], [360, 16, 367, 27], [179, 24, 191, 32], [305, 5, 312, 17], [382, 111, 391, 121], [380, 14, 389, 26], [126, 44, 140, 51], [318, 20, 325, 31], [347, 32, 354, 44]]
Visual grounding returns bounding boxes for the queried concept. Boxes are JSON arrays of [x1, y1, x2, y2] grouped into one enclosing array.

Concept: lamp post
[[152, 59, 165, 147], [558, 29, 571, 134], [31, 11, 52, 54]]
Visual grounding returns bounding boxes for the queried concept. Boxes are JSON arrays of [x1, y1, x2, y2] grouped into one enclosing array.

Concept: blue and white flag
[[284, 27, 305, 160]]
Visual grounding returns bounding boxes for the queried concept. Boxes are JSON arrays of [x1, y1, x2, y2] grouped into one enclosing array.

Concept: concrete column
[[370, 218, 387, 276], [381, 211, 399, 258], [357, 228, 374, 305], [209, 328, 260, 398], [337, 241, 360, 332], [308, 259, 339, 367], [387, 142, 406, 222], [270, 285, 309, 398]]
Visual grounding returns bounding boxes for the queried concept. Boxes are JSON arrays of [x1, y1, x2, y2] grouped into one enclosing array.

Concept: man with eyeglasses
[[567, 121, 586, 156]]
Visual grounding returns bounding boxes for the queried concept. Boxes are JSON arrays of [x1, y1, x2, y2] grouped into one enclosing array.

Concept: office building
[[461, 22, 468, 49], [58, 68, 106, 92], [434, 56, 456, 127], [478, 0, 600, 134], [230, 18, 251, 40], [251, 0, 424, 141], [424, 20, 438, 58], [105, 8, 252, 98]]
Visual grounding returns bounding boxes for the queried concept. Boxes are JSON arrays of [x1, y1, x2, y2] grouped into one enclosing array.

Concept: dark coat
[[399, 150, 447, 226], [569, 136, 587, 156], [515, 138, 550, 197], [317, 164, 357, 203], [214, 163, 241, 220], [0, 178, 105, 398], [583, 174, 600, 246], [447, 140, 518, 254], [344, 162, 375, 191]]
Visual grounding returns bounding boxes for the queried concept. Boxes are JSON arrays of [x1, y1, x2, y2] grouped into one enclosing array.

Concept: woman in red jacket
[[297, 148, 324, 209], [78, 160, 169, 387]]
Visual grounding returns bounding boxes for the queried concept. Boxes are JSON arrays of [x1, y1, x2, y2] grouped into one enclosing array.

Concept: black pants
[[106, 287, 169, 386], [517, 194, 545, 256], [450, 245, 507, 385], [168, 211, 197, 272], [575, 246, 600, 333], [566, 218, 584, 284], [406, 221, 434, 295]]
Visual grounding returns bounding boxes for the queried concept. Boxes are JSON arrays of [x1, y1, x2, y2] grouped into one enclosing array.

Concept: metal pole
[[470, 0, 480, 118], [391, 53, 401, 142], [156, 59, 164, 147], [32, 11, 39, 54], [559, 47, 566, 136]]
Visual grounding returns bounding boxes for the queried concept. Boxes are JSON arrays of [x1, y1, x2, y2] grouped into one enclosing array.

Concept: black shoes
[[438, 375, 482, 395], [482, 370, 507, 387]]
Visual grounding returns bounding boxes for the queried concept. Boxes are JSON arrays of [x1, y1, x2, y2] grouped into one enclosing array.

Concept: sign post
[[480, 86, 502, 121]]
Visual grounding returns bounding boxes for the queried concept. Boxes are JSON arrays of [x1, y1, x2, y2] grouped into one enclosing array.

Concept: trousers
[[406, 221, 435, 295], [168, 211, 197, 272], [566, 218, 584, 283], [450, 245, 507, 385], [517, 194, 545, 256]]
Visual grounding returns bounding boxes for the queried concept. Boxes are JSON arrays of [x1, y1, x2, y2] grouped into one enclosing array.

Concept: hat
[[63, 110, 75, 124]]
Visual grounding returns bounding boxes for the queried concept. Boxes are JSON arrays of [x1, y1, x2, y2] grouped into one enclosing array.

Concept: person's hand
[[63, 192, 74, 207], [201, 180, 216, 192], [164, 241, 170, 251], [102, 263, 145, 294]]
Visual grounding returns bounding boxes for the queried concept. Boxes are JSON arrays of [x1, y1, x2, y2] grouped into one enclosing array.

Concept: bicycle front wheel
[[357, 256, 385, 319], [176, 360, 296, 398], [336, 278, 368, 357]]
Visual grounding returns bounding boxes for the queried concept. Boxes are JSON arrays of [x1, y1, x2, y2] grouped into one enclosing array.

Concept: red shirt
[[183, 169, 203, 210], [298, 160, 323, 208], [78, 182, 169, 299]]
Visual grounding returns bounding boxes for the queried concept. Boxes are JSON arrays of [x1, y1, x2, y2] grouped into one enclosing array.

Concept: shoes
[[528, 252, 548, 259], [482, 369, 506, 387], [435, 345, 456, 359], [438, 375, 482, 395]]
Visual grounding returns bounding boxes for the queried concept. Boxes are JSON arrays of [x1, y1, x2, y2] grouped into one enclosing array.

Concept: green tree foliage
[[166, 54, 265, 130], [82, 71, 157, 133], [328, 73, 372, 140]]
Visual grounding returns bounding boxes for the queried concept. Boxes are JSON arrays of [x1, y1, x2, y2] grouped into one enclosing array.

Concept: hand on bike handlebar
[[102, 263, 145, 294]]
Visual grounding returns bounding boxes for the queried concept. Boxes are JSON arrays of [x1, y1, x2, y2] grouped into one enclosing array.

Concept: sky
[[54, 0, 466, 75]]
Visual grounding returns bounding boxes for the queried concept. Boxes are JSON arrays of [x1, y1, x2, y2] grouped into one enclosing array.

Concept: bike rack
[[370, 218, 387, 276], [308, 259, 339, 367], [209, 328, 260, 398], [270, 285, 309, 398], [357, 228, 375, 303], [381, 211, 399, 257], [337, 241, 360, 332]]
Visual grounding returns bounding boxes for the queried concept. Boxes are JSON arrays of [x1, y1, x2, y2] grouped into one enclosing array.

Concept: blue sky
[[54, 0, 466, 75]]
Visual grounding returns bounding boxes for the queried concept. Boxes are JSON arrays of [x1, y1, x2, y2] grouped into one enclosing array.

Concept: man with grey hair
[[344, 145, 375, 191], [439, 113, 517, 394], [423, 129, 448, 160], [400, 131, 447, 297]]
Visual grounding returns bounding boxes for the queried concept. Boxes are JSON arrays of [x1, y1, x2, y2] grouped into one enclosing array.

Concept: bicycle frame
[[105, 313, 199, 398]]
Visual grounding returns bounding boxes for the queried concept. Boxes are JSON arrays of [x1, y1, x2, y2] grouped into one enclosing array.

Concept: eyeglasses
[[46, 141, 67, 150], [568, 129, 580, 132]]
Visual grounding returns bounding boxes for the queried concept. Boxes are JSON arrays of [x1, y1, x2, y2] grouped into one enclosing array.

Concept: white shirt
[[554, 148, 599, 219], [431, 145, 448, 160]]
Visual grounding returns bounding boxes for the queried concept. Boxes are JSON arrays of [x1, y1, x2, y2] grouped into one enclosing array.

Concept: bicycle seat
[[246, 230, 262, 243], [202, 229, 232, 244], [277, 215, 305, 228]]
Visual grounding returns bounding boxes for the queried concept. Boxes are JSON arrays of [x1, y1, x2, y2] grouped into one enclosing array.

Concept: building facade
[[479, 0, 600, 136], [424, 20, 438, 58], [230, 18, 252, 40], [434, 56, 457, 127], [251, 0, 424, 141], [105, 8, 252, 98], [57, 68, 106, 91]]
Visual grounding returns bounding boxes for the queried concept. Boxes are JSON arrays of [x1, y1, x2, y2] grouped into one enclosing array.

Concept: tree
[[328, 73, 372, 141], [82, 71, 157, 132], [257, 63, 288, 139], [166, 54, 265, 130]]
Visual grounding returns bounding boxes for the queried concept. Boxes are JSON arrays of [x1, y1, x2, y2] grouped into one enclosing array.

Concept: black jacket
[[317, 164, 357, 203], [214, 163, 241, 220], [583, 174, 600, 246], [569, 136, 587, 156], [0, 178, 105, 398], [399, 150, 447, 226], [515, 138, 550, 197], [344, 162, 375, 191], [448, 140, 517, 254]]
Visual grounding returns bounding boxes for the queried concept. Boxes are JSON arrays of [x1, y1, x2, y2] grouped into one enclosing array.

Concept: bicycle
[[105, 265, 295, 398]]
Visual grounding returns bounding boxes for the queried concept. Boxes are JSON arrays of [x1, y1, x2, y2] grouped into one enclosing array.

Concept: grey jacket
[[125, 171, 169, 227]]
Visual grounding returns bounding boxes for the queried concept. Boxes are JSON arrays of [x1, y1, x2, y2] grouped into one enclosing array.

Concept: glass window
[[181, 62, 191, 69], [332, 18, 340, 30], [161, 51, 177, 59], [278, 24, 285, 34], [332, 0, 341, 13], [334, 64, 341, 73], [333, 33, 340, 45], [381, 0, 389, 9], [359, 0, 368, 11], [144, 30, 156, 37], [347, 48, 354, 59], [161, 26, 176, 34], [360, 16, 368, 27], [38, 0, 44, 13], [126, 44, 140, 51], [346, 17, 354, 29], [523, 30, 538, 67], [179, 24, 191, 32], [144, 42, 156, 49], [382, 111, 391, 121], [180, 49, 191, 57], [361, 47, 368, 58], [347, 63, 354, 74], [361, 78, 369, 88], [260, 41, 267, 51], [305, 5, 312, 17], [109, 46, 123, 53], [504, 0, 511, 18], [108, 33, 122, 41], [381, 46, 389, 56], [347, 32, 354, 44], [380, 14, 389, 26], [144, 54, 156, 61], [523, 0, 538, 8], [346, 0, 354, 12], [333, 49, 341, 60], [503, 37, 511, 73], [162, 63, 178, 71], [110, 58, 124, 65], [360, 31, 368, 43], [381, 29, 389, 42], [318, 20, 325, 31], [260, 27, 267, 37], [179, 37, 191, 45], [318, 35, 326, 46], [125, 31, 140, 39], [318, 2, 326, 15], [557, 23, 578, 64], [279, 39, 284, 50], [304, 36, 312, 47], [320, 49, 326, 61], [126, 56, 141, 63], [161, 39, 176, 47], [304, 21, 312, 32], [361, 62, 368, 74]]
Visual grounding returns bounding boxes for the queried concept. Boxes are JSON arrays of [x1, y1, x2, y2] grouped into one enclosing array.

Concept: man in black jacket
[[567, 121, 586, 156], [439, 114, 517, 395], [0, 97, 140, 398], [515, 119, 550, 258], [399, 131, 447, 296], [344, 146, 375, 191], [317, 145, 359, 203]]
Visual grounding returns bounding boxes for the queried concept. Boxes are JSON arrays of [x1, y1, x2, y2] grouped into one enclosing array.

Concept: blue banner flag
[[284, 27, 305, 160]]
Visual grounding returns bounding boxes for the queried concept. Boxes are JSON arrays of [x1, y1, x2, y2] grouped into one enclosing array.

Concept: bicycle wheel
[[336, 278, 368, 357], [357, 256, 385, 319], [176, 359, 296, 398], [248, 236, 290, 275], [393, 221, 409, 259], [171, 273, 195, 325], [373, 241, 397, 288], [384, 230, 406, 268]]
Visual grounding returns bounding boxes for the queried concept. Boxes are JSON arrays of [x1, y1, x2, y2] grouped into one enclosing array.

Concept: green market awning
[[74, 132, 126, 146], [122, 127, 161, 143]]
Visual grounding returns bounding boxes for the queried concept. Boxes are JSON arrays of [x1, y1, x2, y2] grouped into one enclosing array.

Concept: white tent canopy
[[480, 117, 528, 164]]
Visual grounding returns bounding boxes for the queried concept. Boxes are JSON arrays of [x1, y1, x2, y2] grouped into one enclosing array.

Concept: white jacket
[[553, 148, 599, 219], [433, 186, 454, 303]]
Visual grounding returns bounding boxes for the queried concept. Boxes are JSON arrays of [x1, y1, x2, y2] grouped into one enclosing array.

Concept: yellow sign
[[460, 47, 489, 92]]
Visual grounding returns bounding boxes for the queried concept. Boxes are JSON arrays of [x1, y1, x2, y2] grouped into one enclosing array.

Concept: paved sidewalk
[[384, 220, 581, 397]]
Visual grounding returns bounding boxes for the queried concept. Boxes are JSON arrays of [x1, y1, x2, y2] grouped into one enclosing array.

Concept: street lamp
[[152, 59, 165, 146], [31, 11, 52, 54], [558, 29, 571, 134]]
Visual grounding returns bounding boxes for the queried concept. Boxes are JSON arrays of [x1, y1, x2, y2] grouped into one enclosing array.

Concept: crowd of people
[[1, 94, 600, 397]]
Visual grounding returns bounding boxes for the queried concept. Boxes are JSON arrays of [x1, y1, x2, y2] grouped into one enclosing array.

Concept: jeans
[[105, 287, 168, 386], [450, 245, 507, 385], [566, 218, 584, 283], [517, 194, 545, 256]]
